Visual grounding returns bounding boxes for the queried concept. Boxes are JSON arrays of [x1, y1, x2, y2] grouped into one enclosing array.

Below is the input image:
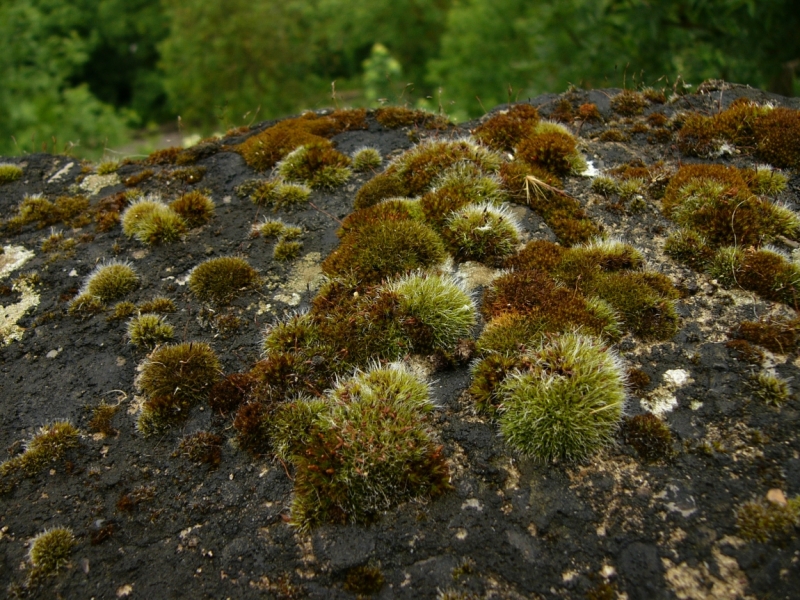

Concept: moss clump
[[138, 296, 176, 314], [475, 312, 547, 356], [469, 354, 523, 415], [754, 371, 791, 405], [731, 318, 799, 354], [89, 402, 120, 436], [136, 342, 221, 434], [662, 164, 799, 248], [246, 179, 312, 210], [322, 220, 447, 284], [353, 172, 408, 210], [0, 422, 80, 483], [504, 239, 566, 272], [664, 229, 714, 270], [374, 106, 449, 129], [737, 497, 800, 543], [591, 175, 620, 197], [338, 199, 420, 237], [209, 372, 255, 416], [74, 261, 138, 307], [387, 272, 476, 353], [68, 294, 105, 318], [121, 198, 186, 245], [621, 414, 673, 462], [610, 90, 647, 116], [442, 202, 521, 265], [708, 247, 800, 306], [473, 104, 540, 152], [344, 564, 385, 595], [497, 333, 626, 461], [352, 147, 382, 171], [237, 109, 367, 172], [188, 257, 259, 304], [0, 164, 23, 184], [127, 314, 174, 349], [28, 527, 75, 576], [273, 240, 302, 261], [742, 165, 788, 197], [169, 191, 215, 228], [754, 107, 800, 168], [176, 431, 222, 467], [420, 162, 505, 226], [516, 124, 586, 177], [96, 160, 118, 175], [578, 103, 602, 122], [598, 129, 630, 143], [123, 168, 154, 187], [275, 364, 451, 530], [277, 141, 352, 189], [7, 194, 90, 231]]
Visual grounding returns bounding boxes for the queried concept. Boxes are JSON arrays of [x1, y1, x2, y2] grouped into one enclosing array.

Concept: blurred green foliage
[[0, 0, 797, 157]]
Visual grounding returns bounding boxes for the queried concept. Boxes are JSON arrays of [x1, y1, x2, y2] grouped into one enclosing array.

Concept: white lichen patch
[[0, 278, 40, 346], [272, 252, 324, 306], [1, 245, 35, 279], [642, 368, 692, 416], [80, 173, 120, 196], [48, 161, 75, 183]]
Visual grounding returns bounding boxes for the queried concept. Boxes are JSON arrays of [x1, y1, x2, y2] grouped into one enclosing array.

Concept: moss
[[188, 256, 259, 304], [136, 342, 221, 434], [731, 318, 799, 354], [67, 293, 105, 317], [169, 191, 215, 228], [725, 339, 765, 364], [127, 313, 174, 349], [622, 414, 673, 462], [516, 128, 585, 177], [610, 90, 647, 116], [237, 110, 366, 172], [121, 198, 186, 245], [138, 296, 176, 314], [28, 527, 75, 576], [662, 164, 799, 247], [352, 147, 382, 171], [664, 229, 714, 270], [647, 112, 669, 128], [482, 269, 617, 338], [339, 199, 420, 238], [735, 248, 800, 306], [504, 239, 566, 272], [77, 261, 139, 305], [577, 103, 601, 122], [598, 129, 630, 143], [147, 146, 181, 165], [469, 354, 524, 416], [754, 107, 800, 168], [278, 364, 451, 530], [344, 564, 385, 595], [420, 162, 505, 227], [551, 98, 575, 123], [375, 106, 449, 129], [497, 333, 626, 461], [175, 431, 222, 467], [89, 402, 119, 436], [108, 301, 136, 321], [277, 141, 352, 189], [591, 175, 620, 197], [442, 202, 521, 265], [168, 166, 206, 184], [473, 104, 540, 152], [95, 190, 136, 232], [475, 312, 546, 357], [10, 194, 90, 230], [96, 160, 119, 175], [353, 172, 408, 210], [626, 368, 651, 393], [124, 169, 154, 187], [322, 219, 447, 284], [742, 165, 788, 197], [0, 163, 23, 184], [754, 371, 791, 405], [737, 497, 800, 543], [273, 240, 302, 261], [387, 272, 476, 353], [209, 372, 255, 415], [0, 421, 80, 483]]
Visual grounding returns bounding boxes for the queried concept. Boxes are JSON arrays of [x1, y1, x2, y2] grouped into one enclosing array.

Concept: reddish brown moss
[[469, 354, 521, 415], [622, 414, 673, 462], [731, 319, 800, 354], [473, 104, 540, 152], [516, 131, 578, 177], [504, 239, 566, 272], [551, 99, 575, 123], [754, 107, 800, 169], [725, 339, 765, 364], [599, 129, 630, 142], [353, 171, 408, 210], [124, 169, 153, 187], [176, 431, 222, 467], [578, 103, 602, 122], [374, 107, 448, 129], [611, 90, 648, 116], [169, 191, 214, 228], [209, 372, 255, 415], [233, 402, 271, 456], [146, 146, 181, 166], [338, 199, 416, 237]]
